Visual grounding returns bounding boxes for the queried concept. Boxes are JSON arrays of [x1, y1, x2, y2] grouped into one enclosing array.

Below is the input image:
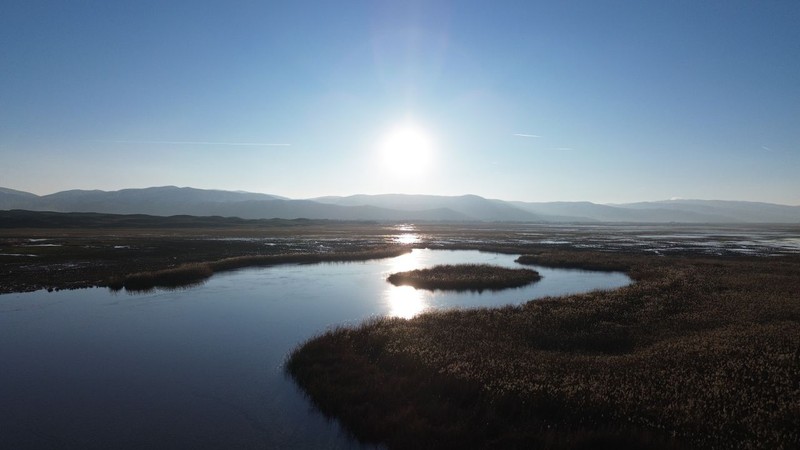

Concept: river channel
[[0, 249, 630, 449]]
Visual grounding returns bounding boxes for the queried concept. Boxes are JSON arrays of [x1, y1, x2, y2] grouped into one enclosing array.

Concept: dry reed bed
[[108, 246, 411, 291], [287, 250, 800, 449], [387, 264, 541, 291]]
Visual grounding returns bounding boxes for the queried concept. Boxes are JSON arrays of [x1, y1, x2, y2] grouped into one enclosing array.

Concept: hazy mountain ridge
[[616, 199, 800, 223], [314, 194, 541, 221], [510, 200, 744, 223], [1, 186, 798, 223], [0, 187, 40, 210]]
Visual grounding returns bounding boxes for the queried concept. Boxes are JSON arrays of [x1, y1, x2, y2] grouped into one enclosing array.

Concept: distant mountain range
[[1, 186, 799, 223]]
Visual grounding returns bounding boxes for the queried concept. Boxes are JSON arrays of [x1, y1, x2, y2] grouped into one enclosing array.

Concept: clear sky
[[2, 1, 799, 205]]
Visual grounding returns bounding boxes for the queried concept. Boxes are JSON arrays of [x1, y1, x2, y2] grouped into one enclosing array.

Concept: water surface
[[0, 249, 629, 449]]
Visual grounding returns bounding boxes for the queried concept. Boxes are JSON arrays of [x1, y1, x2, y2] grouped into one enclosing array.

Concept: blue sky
[[2, 1, 798, 204]]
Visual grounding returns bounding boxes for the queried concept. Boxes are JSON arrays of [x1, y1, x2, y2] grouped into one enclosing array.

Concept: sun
[[379, 123, 434, 177]]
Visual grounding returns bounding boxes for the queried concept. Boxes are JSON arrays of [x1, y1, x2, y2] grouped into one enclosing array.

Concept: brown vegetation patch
[[109, 263, 213, 291], [387, 264, 541, 291], [109, 246, 411, 292], [288, 252, 800, 449]]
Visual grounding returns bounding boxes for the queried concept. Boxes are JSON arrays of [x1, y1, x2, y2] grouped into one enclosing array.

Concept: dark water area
[[0, 250, 630, 449]]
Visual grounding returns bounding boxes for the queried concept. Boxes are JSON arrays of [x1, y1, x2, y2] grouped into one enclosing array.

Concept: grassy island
[[387, 264, 541, 291]]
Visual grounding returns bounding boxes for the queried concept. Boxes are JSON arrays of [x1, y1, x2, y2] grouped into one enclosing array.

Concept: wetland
[[1, 218, 798, 448]]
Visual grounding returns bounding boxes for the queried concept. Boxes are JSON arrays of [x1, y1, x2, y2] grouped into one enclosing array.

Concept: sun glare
[[382, 248, 431, 319], [380, 123, 434, 177], [385, 285, 428, 319]]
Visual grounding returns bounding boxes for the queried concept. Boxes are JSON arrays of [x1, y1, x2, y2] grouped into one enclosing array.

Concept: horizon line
[[1, 185, 797, 207]]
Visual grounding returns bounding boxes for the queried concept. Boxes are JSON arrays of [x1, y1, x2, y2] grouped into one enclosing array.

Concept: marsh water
[[0, 249, 630, 449]]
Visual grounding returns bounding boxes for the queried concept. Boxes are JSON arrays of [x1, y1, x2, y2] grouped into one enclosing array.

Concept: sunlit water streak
[[385, 285, 428, 319], [394, 233, 421, 244]]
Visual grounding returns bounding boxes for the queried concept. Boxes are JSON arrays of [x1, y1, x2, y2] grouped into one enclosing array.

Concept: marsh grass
[[387, 264, 541, 292], [109, 246, 411, 291], [287, 251, 800, 449], [515, 252, 633, 272], [108, 263, 213, 291]]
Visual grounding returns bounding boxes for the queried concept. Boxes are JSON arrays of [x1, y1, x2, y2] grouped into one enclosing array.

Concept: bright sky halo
[[379, 122, 435, 178], [1, 3, 798, 204]]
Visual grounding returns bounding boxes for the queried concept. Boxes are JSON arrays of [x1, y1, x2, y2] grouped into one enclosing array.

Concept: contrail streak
[[97, 140, 291, 147]]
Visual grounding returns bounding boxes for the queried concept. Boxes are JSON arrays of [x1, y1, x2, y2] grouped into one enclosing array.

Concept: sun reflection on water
[[386, 247, 425, 272], [385, 285, 428, 319], [392, 224, 421, 245], [394, 233, 421, 244], [383, 248, 430, 318]]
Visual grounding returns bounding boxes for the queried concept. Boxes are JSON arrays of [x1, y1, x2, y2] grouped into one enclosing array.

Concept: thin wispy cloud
[[96, 140, 291, 147], [513, 133, 541, 138], [761, 145, 774, 152]]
